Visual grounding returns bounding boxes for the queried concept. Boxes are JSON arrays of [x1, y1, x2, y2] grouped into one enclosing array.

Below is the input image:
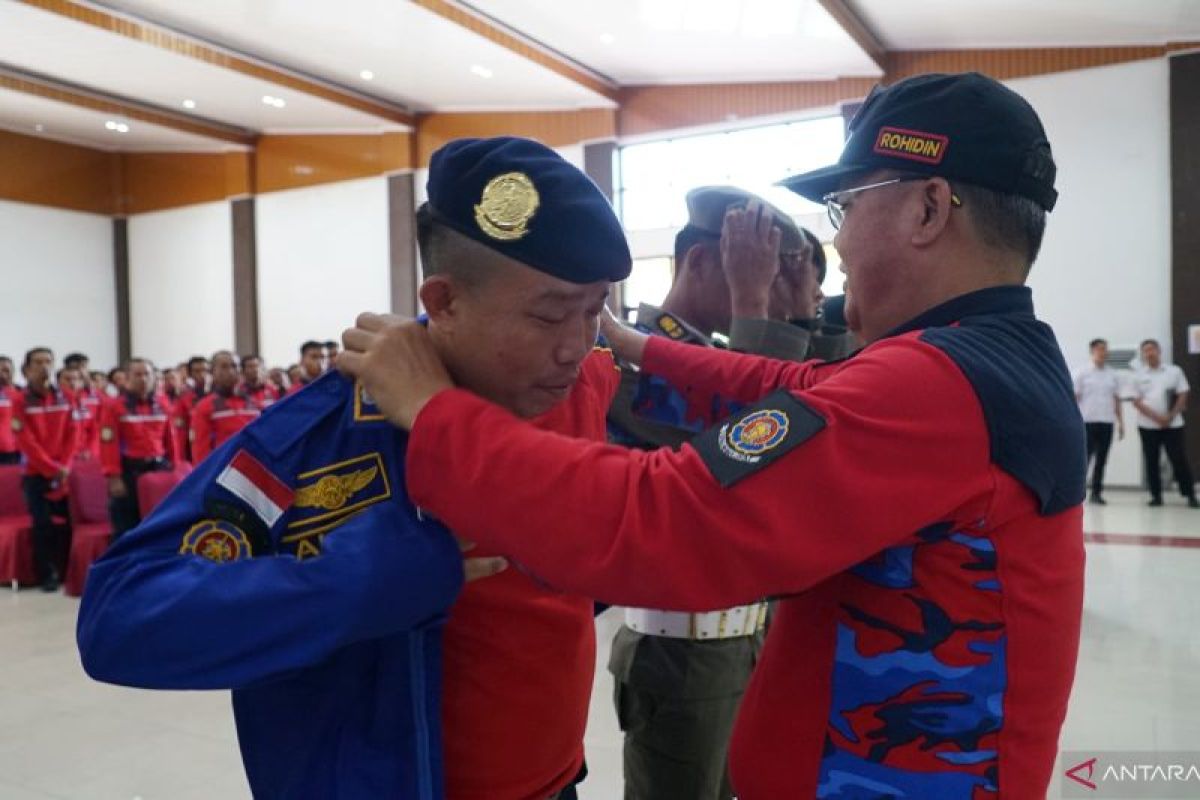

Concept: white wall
[[0, 199, 117, 371], [256, 177, 390, 368], [128, 201, 235, 367], [1009, 59, 1171, 485]]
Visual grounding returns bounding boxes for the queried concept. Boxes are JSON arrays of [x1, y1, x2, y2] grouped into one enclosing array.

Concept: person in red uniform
[[340, 74, 1087, 799], [65, 354, 103, 459], [101, 358, 177, 538], [190, 351, 264, 463], [0, 355, 19, 464], [286, 342, 326, 396], [12, 347, 77, 590], [171, 356, 210, 463], [239, 354, 279, 409]]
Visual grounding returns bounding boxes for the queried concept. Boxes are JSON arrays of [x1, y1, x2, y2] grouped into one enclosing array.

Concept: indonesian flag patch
[[216, 449, 294, 527]]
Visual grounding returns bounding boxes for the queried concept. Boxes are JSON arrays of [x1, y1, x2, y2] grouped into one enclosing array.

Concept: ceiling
[[0, 85, 237, 152], [0, 0, 1196, 152], [467, 0, 882, 83], [854, 0, 1200, 49]]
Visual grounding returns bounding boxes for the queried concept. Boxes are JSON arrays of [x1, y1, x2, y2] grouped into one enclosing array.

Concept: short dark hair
[[801, 228, 826, 283], [23, 347, 52, 369], [955, 181, 1047, 271], [300, 341, 324, 356], [0, 355, 11, 364], [63, 352, 87, 368], [107, 366, 125, 381], [673, 224, 719, 265], [322, 340, 337, 349], [125, 357, 153, 371], [416, 203, 496, 289], [241, 354, 261, 366], [187, 356, 208, 371], [1140, 338, 1160, 350], [1089, 338, 1107, 350], [210, 350, 237, 367]]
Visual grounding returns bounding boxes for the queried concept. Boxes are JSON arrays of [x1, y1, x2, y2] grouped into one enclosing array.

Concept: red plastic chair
[[0, 465, 36, 590], [64, 458, 112, 598], [137, 463, 193, 519]]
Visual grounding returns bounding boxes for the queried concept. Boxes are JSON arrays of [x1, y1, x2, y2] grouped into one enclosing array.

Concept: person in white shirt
[[1073, 338, 1124, 504], [1132, 339, 1197, 508]]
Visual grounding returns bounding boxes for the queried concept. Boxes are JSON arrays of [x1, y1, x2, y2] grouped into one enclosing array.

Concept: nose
[[554, 315, 594, 368]]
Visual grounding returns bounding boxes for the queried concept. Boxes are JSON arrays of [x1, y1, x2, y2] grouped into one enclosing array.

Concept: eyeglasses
[[822, 176, 961, 230]]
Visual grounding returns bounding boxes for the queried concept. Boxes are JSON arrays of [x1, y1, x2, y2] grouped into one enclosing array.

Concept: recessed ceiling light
[[34, 124, 44, 132], [105, 120, 130, 133], [261, 95, 286, 108], [182, 99, 196, 109], [470, 64, 494, 79], [599, 33, 616, 45], [360, 69, 374, 81]]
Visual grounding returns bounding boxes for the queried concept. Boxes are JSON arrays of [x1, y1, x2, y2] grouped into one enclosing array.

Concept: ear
[[687, 242, 721, 282], [910, 177, 956, 248], [419, 275, 460, 323]]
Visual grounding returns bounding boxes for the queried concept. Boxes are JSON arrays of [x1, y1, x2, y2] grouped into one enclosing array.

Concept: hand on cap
[[768, 239, 818, 321], [721, 199, 782, 320], [338, 313, 454, 431], [599, 306, 649, 367]]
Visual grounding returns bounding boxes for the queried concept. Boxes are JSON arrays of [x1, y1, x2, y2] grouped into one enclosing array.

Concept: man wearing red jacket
[[12, 347, 77, 591], [65, 353, 103, 459], [190, 351, 264, 463], [239, 354, 279, 409], [0, 355, 19, 465], [100, 358, 177, 538], [342, 74, 1086, 799], [171, 356, 210, 462]]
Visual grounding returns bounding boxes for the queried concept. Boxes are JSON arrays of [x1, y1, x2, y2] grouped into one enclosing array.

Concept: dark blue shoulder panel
[[921, 314, 1085, 515]]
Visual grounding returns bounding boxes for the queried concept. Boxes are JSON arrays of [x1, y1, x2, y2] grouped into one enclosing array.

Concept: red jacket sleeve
[[639, 336, 828, 427], [190, 397, 213, 464], [161, 395, 179, 464], [99, 400, 122, 476], [13, 395, 63, 478], [406, 336, 995, 611]]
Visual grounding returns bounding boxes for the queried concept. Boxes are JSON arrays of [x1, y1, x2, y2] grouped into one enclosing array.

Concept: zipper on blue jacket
[[409, 633, 433, 800]]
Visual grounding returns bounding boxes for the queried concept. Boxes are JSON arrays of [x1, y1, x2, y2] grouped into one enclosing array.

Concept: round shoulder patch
[[725, 409, 790, 457], [179, 520, 252, 564]]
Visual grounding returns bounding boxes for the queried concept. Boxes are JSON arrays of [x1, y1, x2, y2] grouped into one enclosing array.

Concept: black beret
[[426, 136, 632, 283]]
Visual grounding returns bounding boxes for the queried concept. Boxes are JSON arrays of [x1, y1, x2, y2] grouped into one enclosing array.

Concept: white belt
[[624, 604, 768, 640]]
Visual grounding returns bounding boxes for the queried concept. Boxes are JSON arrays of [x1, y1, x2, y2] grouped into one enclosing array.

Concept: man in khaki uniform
[[607, 186, 822, 800]]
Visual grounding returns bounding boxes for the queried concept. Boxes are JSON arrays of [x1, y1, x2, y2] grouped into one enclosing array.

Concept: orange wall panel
[[255, 133, 415, 194], [0, 129, 118, 214], [119, 151, 252, 215], [617, 78, 875, 139], [415, 108, 616, 165]]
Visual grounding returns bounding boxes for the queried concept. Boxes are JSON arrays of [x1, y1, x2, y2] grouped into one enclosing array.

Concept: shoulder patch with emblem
[[353, 381, 386, 423], [286, 453, 391, 533], [689, 388, 825, 487], [179, 519, 252, 563]]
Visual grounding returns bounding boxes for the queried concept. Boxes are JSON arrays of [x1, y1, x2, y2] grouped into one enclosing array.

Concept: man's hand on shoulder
[[338, 313, 453, 431]]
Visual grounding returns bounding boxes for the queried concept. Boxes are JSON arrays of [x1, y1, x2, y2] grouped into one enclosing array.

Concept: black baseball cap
[[779, 72, 1058, 211]]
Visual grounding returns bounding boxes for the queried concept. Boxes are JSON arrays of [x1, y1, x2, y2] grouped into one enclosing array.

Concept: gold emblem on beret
[[295, 466, 378, 511], [475, 172, 539, 241]]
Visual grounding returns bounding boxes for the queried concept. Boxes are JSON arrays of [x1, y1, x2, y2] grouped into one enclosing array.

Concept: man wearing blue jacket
[[76, 136, 632, 800]]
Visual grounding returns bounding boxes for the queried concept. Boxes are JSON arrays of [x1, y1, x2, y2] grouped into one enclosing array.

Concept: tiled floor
[[1, 489, 1197, 799]]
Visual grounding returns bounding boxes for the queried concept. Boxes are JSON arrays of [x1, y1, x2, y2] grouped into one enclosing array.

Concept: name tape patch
[[873, 126, 949, 165]]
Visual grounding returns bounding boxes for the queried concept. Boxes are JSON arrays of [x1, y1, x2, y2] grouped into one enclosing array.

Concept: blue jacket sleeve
[[76, 382, 464, 691]]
